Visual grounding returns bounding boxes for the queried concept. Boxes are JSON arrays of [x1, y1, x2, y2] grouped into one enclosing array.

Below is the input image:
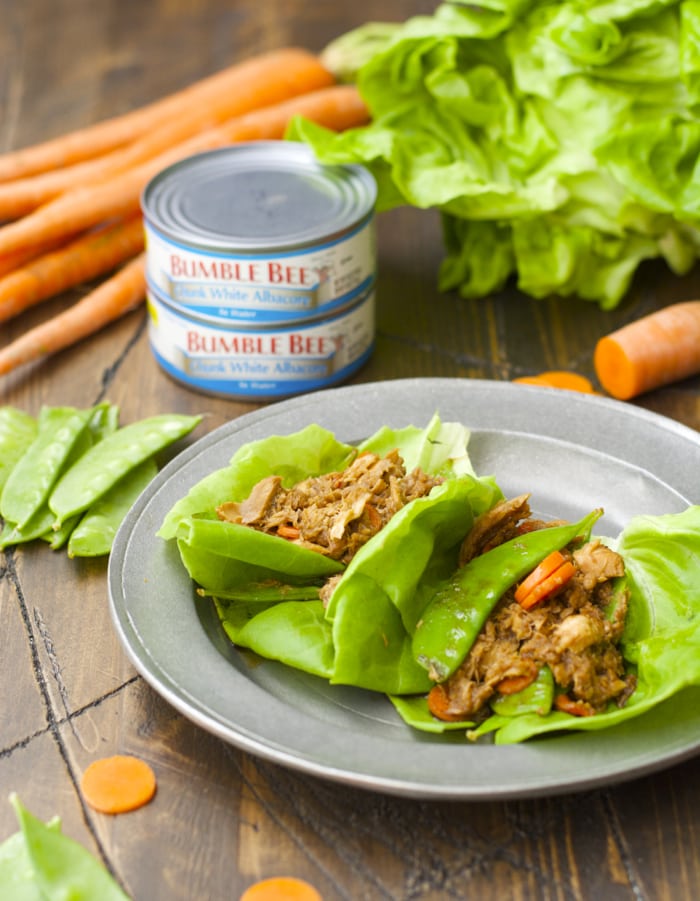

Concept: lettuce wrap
[[160, 416, 700, 743]]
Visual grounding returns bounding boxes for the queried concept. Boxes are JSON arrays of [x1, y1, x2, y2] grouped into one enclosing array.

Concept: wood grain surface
[[1, 1, 700, 899]]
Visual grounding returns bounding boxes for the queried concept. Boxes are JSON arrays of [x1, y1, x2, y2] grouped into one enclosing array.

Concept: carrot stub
[[80, 754, 157, 814], [239, 876, 323, 901], [514, 550, 576, 610], [594, 300, 700, 400]]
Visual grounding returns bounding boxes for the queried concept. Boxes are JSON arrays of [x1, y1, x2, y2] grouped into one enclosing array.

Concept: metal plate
[[108, 378, 700, 800]]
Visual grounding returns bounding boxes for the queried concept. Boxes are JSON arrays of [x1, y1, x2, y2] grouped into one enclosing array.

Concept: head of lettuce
[[158, 415, 700, 744], [286, 0, 700, 308]]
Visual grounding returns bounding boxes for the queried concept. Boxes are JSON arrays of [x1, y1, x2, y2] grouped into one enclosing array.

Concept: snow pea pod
[[0, 406, 96, 530], [67, 458, 158, 558], [49, 413, 201, 526], [0, 407, 37, 492], [413, 509, 603, 682]]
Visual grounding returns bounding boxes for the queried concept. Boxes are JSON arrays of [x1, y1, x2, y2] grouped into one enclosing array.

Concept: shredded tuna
[[434, 501, 636, 720], [217, 448, 442, 563]]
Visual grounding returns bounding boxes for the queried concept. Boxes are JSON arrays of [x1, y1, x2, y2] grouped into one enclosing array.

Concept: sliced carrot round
[[239, 876, 323, 901], [80, 754, 157, 814], [513, 371, 596, 393]]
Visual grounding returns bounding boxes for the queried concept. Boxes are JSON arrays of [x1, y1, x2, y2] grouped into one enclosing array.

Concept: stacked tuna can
[[141, 142, 377, 400]]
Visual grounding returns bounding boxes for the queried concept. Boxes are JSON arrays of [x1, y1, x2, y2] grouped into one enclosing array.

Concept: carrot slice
[[239, 876, 323, 901], [517, 560, 576, 611], [594, 301, 700, 400], [514, 551, 567, 604], [513, 371, 596, 393], [554, 694, 595, 717], [495, 670, 538, 695], [80, 754, 157, 814], [426, 683, 466, 722], [277, 524, 301, 539]]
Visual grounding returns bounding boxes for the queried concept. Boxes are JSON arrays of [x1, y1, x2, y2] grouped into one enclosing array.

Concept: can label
[[144, 217, 376, 324], [147, 287, 375, 400]]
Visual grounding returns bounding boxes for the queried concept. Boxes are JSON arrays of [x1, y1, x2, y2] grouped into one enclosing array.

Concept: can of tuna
[[141, 141, 377, 325], [146, 282, 376, 401]]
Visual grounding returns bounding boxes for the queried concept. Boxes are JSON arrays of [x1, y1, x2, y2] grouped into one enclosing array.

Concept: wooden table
[[2, 1, 700, 899]]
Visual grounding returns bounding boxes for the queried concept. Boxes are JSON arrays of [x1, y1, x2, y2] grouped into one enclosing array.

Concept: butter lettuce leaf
[[289, 0, 700, 307]]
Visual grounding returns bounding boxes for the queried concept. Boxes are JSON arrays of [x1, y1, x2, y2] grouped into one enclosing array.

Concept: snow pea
[[1, 794, 129, 900], [49, 413, 201, 526], [412, 509, 603, 682], [490, 666, 555, 717], [0, 407, 37, 493], [0, 406, 96, 530], [67, 457, 158, 558]]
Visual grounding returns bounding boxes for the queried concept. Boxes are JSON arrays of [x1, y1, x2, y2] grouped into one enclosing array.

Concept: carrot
[[0, 254, 146, 376], [0, 237, 67, 278], [0, 50, 335, 220], [495, 670, 538, 695], [426, 683, 466, 722], [514, 551, 568, 604], [513, 371, 596, 393], [80, 754, 157, 814], [0, 216, 144, 324], [0, 85, 369, 257], [239, 877, 323, 901], [553, 694, 595, 717], [594, 300, 700, 400], [0, 48, 331, 183], [516, 558, 576, 611]]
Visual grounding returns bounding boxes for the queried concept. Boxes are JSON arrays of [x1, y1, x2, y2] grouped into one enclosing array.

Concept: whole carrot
[[594, 300, 700, 399], [0, 216, 144, 324], [0, 50, 335, 220], [0, 48, 331, 183], [0, 254, 146, 376], [0, 85, 369, 257], [0, 237, 67, 278]]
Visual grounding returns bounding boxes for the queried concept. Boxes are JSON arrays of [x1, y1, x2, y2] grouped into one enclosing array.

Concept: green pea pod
[[412, 509, 603, 682], [0, 505, 55, 549], [490, 666, 555, 717], [0, 407, 37, 493], [49, 413, 201, 526], [0, 406, 96, 530], [67, 458, 158, 558], [1, 794, 129, 900]]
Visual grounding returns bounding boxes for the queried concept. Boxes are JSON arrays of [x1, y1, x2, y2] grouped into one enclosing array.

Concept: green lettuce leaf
[[289, 0, 700, 307]]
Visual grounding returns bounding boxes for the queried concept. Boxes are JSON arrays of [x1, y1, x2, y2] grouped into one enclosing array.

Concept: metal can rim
[[141, 141, 378, 253]]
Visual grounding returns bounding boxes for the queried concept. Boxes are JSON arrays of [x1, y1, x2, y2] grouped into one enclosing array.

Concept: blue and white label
[[144, 217, 376, 324], [147, 288, 375, 399]]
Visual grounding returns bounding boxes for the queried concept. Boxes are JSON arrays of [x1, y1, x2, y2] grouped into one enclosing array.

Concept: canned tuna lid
[[142, 141, 377, 252]]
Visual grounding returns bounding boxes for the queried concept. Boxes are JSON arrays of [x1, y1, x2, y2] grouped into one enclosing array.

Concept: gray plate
[[108, 378, 700, 800]]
